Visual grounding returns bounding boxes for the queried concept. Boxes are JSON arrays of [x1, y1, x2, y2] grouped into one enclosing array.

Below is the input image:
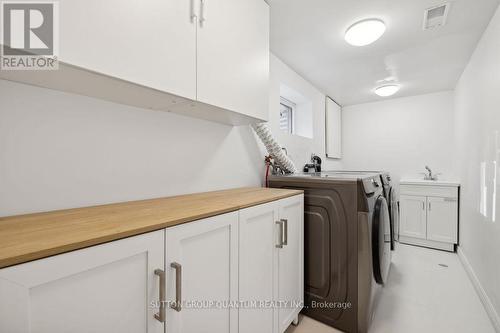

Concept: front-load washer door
[[372, 195, 391, 284]]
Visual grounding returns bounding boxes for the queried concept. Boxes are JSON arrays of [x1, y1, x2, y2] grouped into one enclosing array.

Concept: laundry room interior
[[0, 0, 499, 332]]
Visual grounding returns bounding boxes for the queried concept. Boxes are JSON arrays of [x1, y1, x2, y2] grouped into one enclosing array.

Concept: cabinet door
[[427, 197, 458, 243], [276, 195, 304, 333], [59, 0, 196, 99], [399, 195, 427, 239], [0, 231, 164, 333], [196, 0, 269, 121], [239, 201, 278, 333], [166, 212, 238, 333]]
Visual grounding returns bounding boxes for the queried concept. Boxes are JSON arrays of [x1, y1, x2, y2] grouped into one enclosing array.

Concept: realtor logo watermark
[[1, 1, 58, 70]]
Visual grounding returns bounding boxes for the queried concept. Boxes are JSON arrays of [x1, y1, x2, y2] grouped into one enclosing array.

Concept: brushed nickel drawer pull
[[282, 219, 288, 246], [171, 262, 182, 312], [154, 269, 166, 323], [276, 220, 284, 248]]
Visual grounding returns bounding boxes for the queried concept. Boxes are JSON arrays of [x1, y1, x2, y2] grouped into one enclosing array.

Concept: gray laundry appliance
[[269, 171, 391, 333]]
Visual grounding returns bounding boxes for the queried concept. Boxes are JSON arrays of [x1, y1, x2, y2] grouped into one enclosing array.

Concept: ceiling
[[269, 0, 500, 106]]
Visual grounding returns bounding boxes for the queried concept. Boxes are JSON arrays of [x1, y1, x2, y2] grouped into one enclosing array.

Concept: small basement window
[[279, 97, 295, 134], [279, 84, 313, 139]]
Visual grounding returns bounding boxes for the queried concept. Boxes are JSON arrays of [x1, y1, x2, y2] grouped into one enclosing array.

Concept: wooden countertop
[[0, 187, 302, 269]]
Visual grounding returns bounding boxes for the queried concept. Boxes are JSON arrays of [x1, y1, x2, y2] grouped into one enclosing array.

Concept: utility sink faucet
[[424, 166, 441, 181]]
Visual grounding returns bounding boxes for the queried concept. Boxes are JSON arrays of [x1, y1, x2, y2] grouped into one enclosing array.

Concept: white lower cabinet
[[239, 194, 304, 333], [0, 230, 165, 333], [399, 195, 427, 239], [0, 194, 303, 333], [239, 201, 277, 333], [427, 196, 458, 244], [165, 212, 239, 333], [399, 182, 459, 251], [276, 196, 304, 333]]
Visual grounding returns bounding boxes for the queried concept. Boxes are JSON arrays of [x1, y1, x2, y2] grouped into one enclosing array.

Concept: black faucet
[[303, 154, 322, 172]]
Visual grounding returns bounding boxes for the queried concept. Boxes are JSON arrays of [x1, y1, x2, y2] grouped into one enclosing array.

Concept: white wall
[[0, 80, 264, 216], [0, 54, 337, 216], [342, 91, 455, 189], [453, 5, 500, 327], [268, 54, 342, 171]]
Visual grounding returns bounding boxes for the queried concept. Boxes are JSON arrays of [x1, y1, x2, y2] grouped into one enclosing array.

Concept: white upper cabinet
[[59, 0, 197, 100], [1, 0, 269, 125], [196, 0, 270, 121], [0, 230, 165, 333]]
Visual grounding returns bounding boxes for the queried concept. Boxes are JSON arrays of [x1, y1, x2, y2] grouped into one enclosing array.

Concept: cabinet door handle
[[199, 0, 206, 26], [429, 202, 432, 211], [422, 201, 425, 210], [282, 219, 288, 246], [170, 262, 182, 312], [444, 197, 457, 202], [276, 220, 284, 248], [154, 269, 166, 323]]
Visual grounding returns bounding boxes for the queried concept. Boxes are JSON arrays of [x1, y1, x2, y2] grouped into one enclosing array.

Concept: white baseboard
[[457, 246, 500, 332]]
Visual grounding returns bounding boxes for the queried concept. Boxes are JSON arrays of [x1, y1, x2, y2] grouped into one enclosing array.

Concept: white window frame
[[279, 97, 296, 134]]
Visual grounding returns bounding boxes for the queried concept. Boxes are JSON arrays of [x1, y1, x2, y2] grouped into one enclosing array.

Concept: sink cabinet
[[399, 181, 459, 251]]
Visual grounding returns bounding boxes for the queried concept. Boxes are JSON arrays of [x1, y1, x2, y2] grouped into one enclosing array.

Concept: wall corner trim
[[457, 246, 500, 332]]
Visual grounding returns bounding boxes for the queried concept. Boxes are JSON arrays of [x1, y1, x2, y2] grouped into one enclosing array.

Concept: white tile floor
[[286, 243, 495, 333]]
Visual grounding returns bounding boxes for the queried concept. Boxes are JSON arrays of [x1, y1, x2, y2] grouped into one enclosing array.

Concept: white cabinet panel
[[276, 195, 304, 332], [59, 0, 196, 99], [0, 231, 164, 333], [326, 97, 342, 159], [427, 197, 458, 243], [239, 201, 278, 333], [166, 212, 238, 333], [196, 0, 269, 120], [400, 195, 427, 239]]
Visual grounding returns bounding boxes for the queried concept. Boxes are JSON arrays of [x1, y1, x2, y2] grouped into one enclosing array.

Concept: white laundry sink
[[400, 179, 460, 186]]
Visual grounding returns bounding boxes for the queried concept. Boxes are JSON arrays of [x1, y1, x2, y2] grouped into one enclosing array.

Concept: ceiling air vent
[[423, 3, 450, 30]]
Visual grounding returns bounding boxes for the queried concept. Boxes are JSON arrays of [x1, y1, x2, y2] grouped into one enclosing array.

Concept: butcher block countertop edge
[[0, 187, 303, 269]]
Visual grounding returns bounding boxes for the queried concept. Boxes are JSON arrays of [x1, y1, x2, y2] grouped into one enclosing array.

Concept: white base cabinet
[[399, 181, 459, 252], [276, 195, 304, 333], [238, 194, 304, 333], [166, 212, 239, 333], [239, 201, 277, 333], [0, 230, 165, 333], [0, 194, 303, 333]]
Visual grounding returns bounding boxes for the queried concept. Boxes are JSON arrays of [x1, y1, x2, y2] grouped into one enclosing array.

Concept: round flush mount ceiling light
[[345, 19, 386, 46], [375, 84, 400, 97]]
